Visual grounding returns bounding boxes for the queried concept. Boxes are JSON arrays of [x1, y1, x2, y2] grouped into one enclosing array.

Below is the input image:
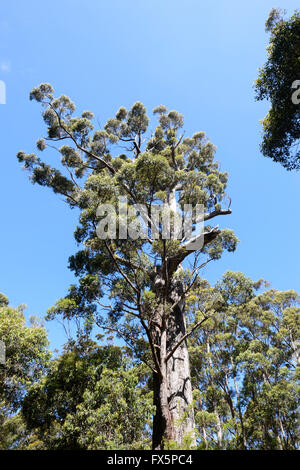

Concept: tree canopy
[[17, 84, 238, 448], [0, 295, 50, 449], [255, 8, 300, 170], [1, 272, 299, 450], [22, 342, 154, 450], [189, 272, 300, 450]]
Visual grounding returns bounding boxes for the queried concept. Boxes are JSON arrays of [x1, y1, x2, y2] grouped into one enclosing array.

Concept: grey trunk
[[166, 278, 196, 447], [152, 277, 196, 449]]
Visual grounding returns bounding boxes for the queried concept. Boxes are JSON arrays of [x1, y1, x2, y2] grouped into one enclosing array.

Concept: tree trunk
[[166, 279, 196, 447], [152, 277, 196, 449], [152, 369, 175, 449]]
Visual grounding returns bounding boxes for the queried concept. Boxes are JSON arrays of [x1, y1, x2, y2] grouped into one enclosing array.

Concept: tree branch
[[165, 316, 210, 363], [97, 323, 158, 374], [104, 241, 139, 295]]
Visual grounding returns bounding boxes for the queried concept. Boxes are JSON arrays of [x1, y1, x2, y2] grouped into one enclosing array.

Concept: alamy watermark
[[96, 198, 205, 250], [0, 80, 6, 104]]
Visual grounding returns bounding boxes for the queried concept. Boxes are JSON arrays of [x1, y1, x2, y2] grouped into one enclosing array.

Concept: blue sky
[[0, 0, 299, 351]]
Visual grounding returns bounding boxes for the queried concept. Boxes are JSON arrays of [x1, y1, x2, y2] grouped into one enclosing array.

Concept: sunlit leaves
[[255, 10, 300, 169]]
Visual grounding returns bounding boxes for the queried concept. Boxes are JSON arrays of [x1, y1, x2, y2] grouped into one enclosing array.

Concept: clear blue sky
[[1, 0, 299, 351]]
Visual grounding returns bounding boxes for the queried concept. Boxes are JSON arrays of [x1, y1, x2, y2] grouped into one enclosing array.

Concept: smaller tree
[[255, 8, 300, 170], [21, 341, 154, 450], [188, 272, 300, 450], [0, 294, 50, 449]]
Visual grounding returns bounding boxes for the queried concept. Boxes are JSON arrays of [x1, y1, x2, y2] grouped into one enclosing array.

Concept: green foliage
[[0, 296, 50, 449], [0, 293, 9, 307], [21, 343, 154, 450], [17, 84, 239, 449], [17, 85, 237, 377], [188, 272, 300, 450], [0, 299, 50, 411], [255, 9, 300, 169], [1, 272, 299, 450]]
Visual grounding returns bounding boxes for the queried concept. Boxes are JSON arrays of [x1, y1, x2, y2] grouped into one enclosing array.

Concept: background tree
[[1, 270, 298, 450], [0, 293, 50, 449], [17, 84, 238, 448], [188, 272, 300, 450], [22, 340, 153, 450], [255, 8, 300, 170]]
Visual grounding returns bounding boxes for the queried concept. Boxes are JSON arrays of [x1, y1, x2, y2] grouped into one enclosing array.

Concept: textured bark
[[152, 373, 167, 450], [166, 279, 196, 447], [151, 303, 175, 450], [152, 277, 196, 449], [151, 186, 223, 448], [152, 358, 175, 449]]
